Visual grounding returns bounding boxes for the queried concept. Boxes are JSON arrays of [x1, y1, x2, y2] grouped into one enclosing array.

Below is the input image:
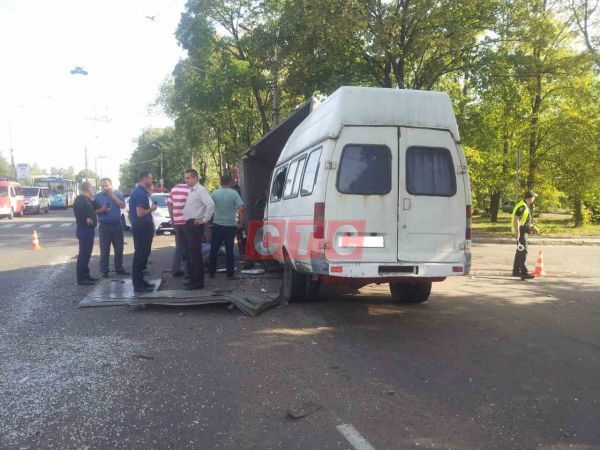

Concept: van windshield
[[22, 187, 40, 196], [0, 186, 8, 197], [337, 145, 391, 195]]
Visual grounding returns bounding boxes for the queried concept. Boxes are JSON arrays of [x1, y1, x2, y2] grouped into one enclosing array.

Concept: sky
[[0, 0, 187, 187]]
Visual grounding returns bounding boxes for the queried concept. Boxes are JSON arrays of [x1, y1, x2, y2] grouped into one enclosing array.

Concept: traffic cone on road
[[32, 230, 41, 250], [533, 250, 545, 277]]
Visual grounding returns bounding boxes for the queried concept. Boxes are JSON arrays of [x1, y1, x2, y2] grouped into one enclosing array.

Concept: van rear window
[[337, 145, 391, 195], [406, 147, 456, 196]]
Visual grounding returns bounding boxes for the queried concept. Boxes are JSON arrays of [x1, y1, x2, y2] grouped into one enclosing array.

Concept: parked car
[[151, 193, 174, 235], [121, 192, 174, 235], [121, 195, 131, 230], [263, 86, 472, 304], [0, 180, 25, 219], [21, 186, 50, 214]]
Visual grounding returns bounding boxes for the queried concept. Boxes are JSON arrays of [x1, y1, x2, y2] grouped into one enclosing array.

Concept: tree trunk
[[490, 191, 501, 222], [382, 62, 392, 88], [527, 74, 542, 190], [252, 86, 270, 135], [574, 197, 584, 227]]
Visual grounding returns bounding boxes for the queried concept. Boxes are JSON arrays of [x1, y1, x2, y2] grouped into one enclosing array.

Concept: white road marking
[[336, 424, 376, 450], [0, 223, 16, 228], [59, 223, 73, 227], [39, 224, 53, 228], [21, 224, 34, 228]]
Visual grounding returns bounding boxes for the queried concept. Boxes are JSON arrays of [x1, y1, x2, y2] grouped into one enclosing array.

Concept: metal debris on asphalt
[[287, 401, 322, 419]]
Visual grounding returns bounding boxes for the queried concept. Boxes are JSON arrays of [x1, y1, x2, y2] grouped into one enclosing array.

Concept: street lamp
[[94, 156, 107, 190], [149, 143, 164, 188]]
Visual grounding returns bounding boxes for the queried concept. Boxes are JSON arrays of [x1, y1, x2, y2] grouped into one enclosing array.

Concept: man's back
[[211, 188, 244, 226]]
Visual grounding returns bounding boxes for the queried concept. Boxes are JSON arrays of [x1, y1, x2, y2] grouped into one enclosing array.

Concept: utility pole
[[160, 150, 164, 188], [9, 123, 17, 179]]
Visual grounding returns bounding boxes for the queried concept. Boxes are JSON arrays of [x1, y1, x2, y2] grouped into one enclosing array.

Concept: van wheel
[[281, 261, 320, 303], [8, 208, 14, 220], [390, 282, 431, 304], [36, 206, 41, 214]]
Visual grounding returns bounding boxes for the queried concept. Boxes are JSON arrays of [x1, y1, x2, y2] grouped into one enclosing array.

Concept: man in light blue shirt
[[94, 178, 128, 278], [209, 174, 244, 278]]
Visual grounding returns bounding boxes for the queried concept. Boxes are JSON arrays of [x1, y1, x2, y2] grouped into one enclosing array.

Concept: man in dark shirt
[[128, 171, 157, 293], [94, 177, 129, 278], [511, 191, 539, 280], [73, 181, 98, 285]]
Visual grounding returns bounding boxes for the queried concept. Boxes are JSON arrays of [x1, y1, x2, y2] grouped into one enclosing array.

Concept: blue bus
[[33, 176, 79, 208]]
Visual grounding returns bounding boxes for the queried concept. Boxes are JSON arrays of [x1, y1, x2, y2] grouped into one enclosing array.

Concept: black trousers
[[184, 221, 205, 287], [209, 224, 237, 277], [98, 222, 124, 273], [132, 222, 154, 288], [512, 227, 529, 275], [76, 226, 95, 282]]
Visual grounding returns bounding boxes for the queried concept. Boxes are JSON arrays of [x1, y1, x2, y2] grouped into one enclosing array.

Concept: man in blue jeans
[[209, 174, 245, 279], [73, 181, 98, 285], [129, 171, 157, 293], [94, 177, 129, 278]]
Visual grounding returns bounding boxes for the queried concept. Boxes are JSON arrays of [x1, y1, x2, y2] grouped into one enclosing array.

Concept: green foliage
[[0, 152, 12, 178], [119, 128, 191, 191], [152, 0, 600, 231]]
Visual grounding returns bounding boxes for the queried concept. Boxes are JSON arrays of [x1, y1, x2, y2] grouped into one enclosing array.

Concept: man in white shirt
[[182, 169, 215, 290]]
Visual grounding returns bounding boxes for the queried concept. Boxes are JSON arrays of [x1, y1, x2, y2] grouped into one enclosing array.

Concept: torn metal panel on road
[[79, 277, 281, 316]]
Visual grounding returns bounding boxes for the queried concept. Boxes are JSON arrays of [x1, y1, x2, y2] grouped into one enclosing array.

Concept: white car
[[121, 193, 174, 235]]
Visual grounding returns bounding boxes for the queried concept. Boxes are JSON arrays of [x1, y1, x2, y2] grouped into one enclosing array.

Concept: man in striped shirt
[[167, 181, 191, 277]]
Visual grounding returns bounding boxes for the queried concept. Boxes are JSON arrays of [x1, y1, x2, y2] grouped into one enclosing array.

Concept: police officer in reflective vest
[[512, 191, 539, 280]]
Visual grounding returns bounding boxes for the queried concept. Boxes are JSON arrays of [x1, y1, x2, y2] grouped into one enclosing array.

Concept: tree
[[569, 0, 600, 69], [50, 166, 77, 179], [119, 128, 190, 190], [546, 76, 600, 225], [0, 152, 11, 178]]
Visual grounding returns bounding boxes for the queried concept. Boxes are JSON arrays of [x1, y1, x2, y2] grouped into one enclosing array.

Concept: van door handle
[[403, 198, 411, 210]]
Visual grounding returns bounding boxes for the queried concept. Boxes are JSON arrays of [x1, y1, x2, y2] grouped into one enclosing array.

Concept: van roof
[[278, 86, 460, 163]]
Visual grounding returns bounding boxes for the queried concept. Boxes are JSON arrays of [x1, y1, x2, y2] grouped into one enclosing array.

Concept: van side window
[[283, 160, 300, 199], [290, 157, 306, 197], [406, 146, 456, 196], [337, 144, 391, 195], [270, 165, 287, 202], [300, 148, 322, 196]]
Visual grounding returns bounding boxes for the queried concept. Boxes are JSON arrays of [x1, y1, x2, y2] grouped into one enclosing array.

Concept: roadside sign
[[16, 163, 31, 180]]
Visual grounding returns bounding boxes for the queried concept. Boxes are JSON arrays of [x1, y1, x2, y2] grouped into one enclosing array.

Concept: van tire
[[390, 282, 431, 304], [8, 208, 14, 220], [281, 261, 321, 303]]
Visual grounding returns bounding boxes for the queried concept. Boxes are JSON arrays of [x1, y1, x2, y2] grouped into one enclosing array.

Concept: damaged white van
[[255, 86, 472, 303]]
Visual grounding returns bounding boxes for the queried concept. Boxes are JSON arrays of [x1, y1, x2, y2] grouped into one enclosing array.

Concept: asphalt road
[[1, 209, 599, 449]]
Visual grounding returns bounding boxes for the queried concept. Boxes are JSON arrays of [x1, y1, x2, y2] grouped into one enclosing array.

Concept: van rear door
[[325, 126, 398, 263], [397, 127, 466, 263]]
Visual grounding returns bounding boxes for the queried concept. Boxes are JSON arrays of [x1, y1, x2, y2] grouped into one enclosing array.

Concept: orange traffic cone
[[533, 250, 545, 277], [32, 230, 42, 250]]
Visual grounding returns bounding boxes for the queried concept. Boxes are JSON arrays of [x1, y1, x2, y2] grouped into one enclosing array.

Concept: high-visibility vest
[[511, 200, 529, 234]]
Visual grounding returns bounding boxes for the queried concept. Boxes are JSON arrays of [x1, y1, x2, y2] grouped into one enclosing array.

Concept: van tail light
[[465, 205, 472, 240], [314, 202, 325, 239]]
